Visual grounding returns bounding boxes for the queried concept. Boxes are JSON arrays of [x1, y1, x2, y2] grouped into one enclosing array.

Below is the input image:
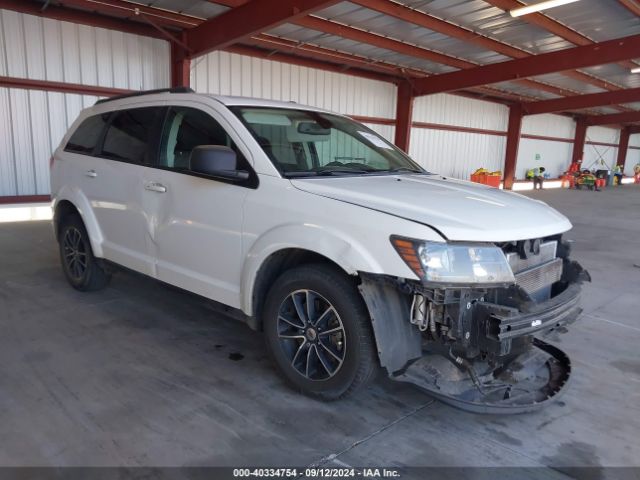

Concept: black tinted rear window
[[65, 113, 110, 154], [101, 107, 163, 164]]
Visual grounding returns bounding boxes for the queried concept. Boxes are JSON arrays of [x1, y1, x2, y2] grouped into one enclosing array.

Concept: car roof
[[89, 90, 335, 116], [206, 94, 333, 114]]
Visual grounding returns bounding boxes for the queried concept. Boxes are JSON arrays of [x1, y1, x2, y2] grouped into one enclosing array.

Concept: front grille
[[506, 241, 557, 273], [515, 258, 563, 295]]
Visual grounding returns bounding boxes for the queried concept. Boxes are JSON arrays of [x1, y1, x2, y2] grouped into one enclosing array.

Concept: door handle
[[85, 170, 97, 178], [145, 182, 167, 193]]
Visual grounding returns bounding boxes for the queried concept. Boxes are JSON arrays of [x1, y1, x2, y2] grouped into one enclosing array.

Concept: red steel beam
[[0, 0, 165, 39], [585, 111, 640, 126], [616, 127, 631, 167], [394, 81, 414, 152], [522, 86, 640, 115], [0, 75, 131, 97], [503, 104, 523, 190], [571, 119, 587, 165], [411, 33, 640, 96], [171, 32, 191, 88], [485, 0, 639, 71], [186, 0, 340, 57]]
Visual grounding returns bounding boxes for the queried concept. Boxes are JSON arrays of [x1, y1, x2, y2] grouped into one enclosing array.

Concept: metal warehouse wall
[[627, 136, 640, 176], [518, 114, 575, 179], [190, 50, 396, 142], [409, 94, 507, 179], [0, 9, 170, 197], [583, 126, 620, 173], [410, 95, 631, 181]]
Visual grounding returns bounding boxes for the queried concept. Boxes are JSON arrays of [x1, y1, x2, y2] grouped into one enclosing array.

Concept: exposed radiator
[[515, 258, 563, 295]]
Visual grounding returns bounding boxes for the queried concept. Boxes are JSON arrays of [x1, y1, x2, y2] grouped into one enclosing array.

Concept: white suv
[[50, 88, 589, 412]]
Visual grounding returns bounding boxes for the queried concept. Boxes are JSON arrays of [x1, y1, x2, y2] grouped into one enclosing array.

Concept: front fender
[[52, 186, 104, 258], [240, 223, 383, 315]]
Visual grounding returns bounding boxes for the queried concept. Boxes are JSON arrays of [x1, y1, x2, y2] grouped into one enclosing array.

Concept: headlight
[[391, 236, 515, 285]]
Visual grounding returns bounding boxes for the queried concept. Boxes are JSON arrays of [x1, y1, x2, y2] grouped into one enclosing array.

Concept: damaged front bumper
[[359, 258, 590, 413]]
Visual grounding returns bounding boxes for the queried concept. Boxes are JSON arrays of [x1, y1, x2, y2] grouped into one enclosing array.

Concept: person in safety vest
[[613, 164, 623, 186], [526, 166, 546, 190]]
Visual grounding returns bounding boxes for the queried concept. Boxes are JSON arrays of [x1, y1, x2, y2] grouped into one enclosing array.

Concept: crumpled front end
[[359, 236, 590, 413]]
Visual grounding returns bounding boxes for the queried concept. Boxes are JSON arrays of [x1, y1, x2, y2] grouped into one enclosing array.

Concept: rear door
[[141, 104, 256, 308], [87, 106, 165, 275]]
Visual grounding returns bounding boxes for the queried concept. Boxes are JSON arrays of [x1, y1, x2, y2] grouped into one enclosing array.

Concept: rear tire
[[58, 214, 111, 291], [263, 264, 378, 400]]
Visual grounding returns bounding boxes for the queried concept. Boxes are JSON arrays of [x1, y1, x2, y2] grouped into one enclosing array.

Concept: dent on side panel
[[358, 274, 421, 374]]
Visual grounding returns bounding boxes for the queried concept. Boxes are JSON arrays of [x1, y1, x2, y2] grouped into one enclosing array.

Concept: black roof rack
[[95, 87, 195, 105]]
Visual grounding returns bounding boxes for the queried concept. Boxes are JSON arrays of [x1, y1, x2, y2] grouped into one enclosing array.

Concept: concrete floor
[[0, 186, 639, 473]]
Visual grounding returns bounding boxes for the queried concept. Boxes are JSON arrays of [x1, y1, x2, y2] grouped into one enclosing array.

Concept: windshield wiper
[[284, 168, 375, 177], [385, 167, 424, 174]]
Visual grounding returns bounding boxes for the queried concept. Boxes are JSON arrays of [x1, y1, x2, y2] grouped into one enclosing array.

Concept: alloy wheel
[[62, 227, 88, 281], [276, 289, 346, 381]]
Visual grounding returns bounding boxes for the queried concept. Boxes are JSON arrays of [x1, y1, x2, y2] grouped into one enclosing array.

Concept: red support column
[[170, 35, 191, 88], [394, 81, 414, 152], [503, 104, 523, 190], [616, 126, 631, 168], [571, 118, 587, 166]]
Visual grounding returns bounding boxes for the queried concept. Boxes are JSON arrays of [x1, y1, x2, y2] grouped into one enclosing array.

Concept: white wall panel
[[586, 126, 619, 144], [409, 129, 505, 178], [410, 94, 506, 178], [0, 8, 170, 197], [0, 88, 98, 196], [583, 127, 619, 171], [522, 114, 575, 138], [191, 51, 397, 119], [412, 93, 508, 131], [516, 115, 576, 179], [0, 9, 169, 88], [363, 123, 395, 143], [517, 138, 573, 179], [624, 148, 640, 176]]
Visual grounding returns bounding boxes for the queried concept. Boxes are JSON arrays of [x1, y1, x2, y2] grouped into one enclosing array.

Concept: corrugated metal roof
[[266, 24, 458, 73], [313, 2, 510, 65], [28, 0, 640, 120]]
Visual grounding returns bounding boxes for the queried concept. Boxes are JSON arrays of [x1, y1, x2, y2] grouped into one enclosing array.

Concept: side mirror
[[189, 145, 249, 181]]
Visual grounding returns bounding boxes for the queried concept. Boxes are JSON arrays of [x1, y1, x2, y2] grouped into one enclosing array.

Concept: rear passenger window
[[101, 107, 163, 164], [65, 114, 110, 154]]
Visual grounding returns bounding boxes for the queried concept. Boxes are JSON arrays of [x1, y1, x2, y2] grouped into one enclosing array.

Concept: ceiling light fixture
[[631, 67, 640, 74], [510, 0, 581, 17]]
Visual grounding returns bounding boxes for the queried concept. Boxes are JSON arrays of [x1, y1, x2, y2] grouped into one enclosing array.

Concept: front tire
[[58, 214, 111, 291], [263, 264, 378, 400]]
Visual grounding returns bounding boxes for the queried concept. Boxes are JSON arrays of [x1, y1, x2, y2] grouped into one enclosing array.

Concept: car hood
[[291, 174, 572, 242]]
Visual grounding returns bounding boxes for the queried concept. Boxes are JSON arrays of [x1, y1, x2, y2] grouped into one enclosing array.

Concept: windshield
[[230, 106, 425, 177]]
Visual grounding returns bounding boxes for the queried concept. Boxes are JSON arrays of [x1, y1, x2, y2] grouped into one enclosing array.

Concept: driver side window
[[159, 107, 245, 170]]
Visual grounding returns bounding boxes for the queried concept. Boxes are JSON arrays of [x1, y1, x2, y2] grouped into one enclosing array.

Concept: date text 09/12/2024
[[232, 468, 401, 478]]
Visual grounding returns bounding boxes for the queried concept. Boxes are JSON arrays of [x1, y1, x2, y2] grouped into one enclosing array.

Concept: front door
[[141, 104, 254, 308]]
